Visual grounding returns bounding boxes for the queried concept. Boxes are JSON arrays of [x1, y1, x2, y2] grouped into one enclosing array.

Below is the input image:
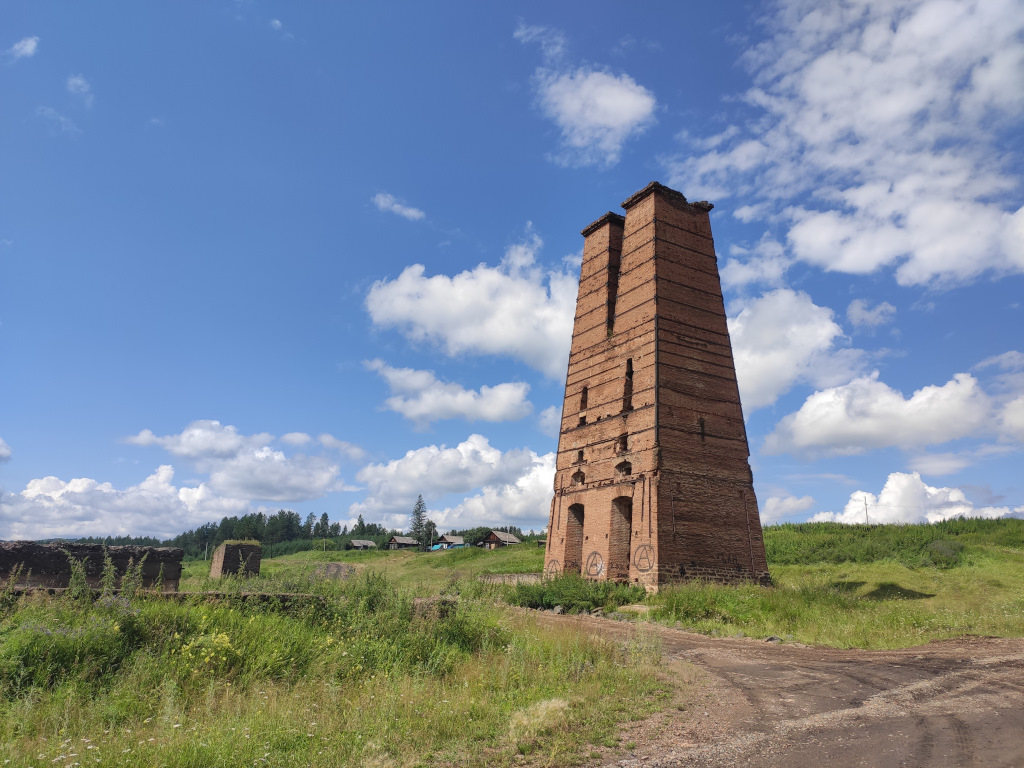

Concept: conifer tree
[[409, 495, 428, 549]]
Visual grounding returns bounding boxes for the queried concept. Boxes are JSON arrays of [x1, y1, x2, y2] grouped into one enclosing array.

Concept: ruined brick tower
[[544, 182, 770, 590]]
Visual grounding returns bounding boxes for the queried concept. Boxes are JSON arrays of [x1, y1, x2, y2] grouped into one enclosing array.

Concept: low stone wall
[[210, 542, 261, 578], [0, 541, 183, 592]]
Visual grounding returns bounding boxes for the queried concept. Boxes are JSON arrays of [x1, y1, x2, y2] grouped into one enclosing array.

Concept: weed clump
[[505, 574, 647, 613]]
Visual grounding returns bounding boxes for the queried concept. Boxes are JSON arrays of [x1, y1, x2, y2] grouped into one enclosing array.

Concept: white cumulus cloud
[[126, 420, 271, 459], [664, 0, 1024, 288], [365, 228, 577, 379], [813, 472, 1023, 525], [366, 359, 531, 427], [1001, 395, 1024, 442], [765, 371, 994, 457], [728, 289, 867, 411], [535, 68, 657, 167], [7, 36, 39, 59], [124, 420, 360, 502], [517, 22, 656, 167], [372, 192, 425, 221], [350, 434, 540, 527], [0, 465, 249, 541], [429, 451, 556, 532], [721, 237, 792, 289], [537, 405, 561, 437], [0, 437, 11, 462], [761, 494, 815, 524], [206, 447, 343, 502]]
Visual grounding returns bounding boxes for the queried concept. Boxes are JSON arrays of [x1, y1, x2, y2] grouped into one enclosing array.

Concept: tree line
[[70, 498, 541, 559], [74, 510, 393, 560]]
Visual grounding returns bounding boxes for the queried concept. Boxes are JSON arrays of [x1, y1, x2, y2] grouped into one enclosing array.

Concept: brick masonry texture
[[545, 182, 771, 591], [0, 541, 184, 592], [209, 542, 262, 578]]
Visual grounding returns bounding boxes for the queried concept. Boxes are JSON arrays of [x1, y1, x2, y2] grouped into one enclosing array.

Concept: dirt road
[[537, 613, 1024, 768]]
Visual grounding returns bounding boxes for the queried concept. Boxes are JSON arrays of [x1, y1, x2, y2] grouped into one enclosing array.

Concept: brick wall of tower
[[545, 182, 770, 590]]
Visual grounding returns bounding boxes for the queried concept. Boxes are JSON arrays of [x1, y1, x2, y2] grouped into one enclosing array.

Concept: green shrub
[[920, 539, 965, 568]]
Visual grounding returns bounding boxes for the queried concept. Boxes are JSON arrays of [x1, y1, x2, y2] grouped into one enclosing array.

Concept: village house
[[349, 539, 376, 550], [436, 534, 465, 550], [482, 530, 520, 550], [387, 536, 419, 550]]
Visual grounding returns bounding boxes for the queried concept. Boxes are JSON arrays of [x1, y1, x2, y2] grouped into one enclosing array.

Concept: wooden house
[[387, 536, 419, 550], [482, 530, 520, 550]]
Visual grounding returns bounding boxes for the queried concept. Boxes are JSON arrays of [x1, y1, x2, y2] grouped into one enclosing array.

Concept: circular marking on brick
[[543, 559, 562, 579], [633, 544, 655, 572], [584, 551, 604, 577]]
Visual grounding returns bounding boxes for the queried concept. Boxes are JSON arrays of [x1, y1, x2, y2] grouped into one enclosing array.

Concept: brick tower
[[544, 182, 770, 590]]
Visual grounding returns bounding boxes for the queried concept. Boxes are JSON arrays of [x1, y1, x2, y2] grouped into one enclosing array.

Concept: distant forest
[[71, 509, 538, 560]]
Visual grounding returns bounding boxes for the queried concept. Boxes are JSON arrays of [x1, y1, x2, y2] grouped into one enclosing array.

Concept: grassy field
[[188, 522, 1024, 650], [3, 520, 1022, 766], [648, 520, 1024, 648], [180, 543, 549, 596], [0, 556, 670, 768], [508, 519, 1024, 649]]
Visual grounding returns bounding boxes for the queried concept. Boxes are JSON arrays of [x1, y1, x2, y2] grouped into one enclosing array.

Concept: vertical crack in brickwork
[[607, 245, 620, 334]]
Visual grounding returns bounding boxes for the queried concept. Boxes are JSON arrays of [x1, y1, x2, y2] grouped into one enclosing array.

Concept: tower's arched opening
[[566, 504, 585, 574], [609, 496, 633, 581]]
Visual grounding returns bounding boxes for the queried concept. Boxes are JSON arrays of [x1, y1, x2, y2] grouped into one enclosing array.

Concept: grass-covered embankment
[[0, 566, 668, 767]]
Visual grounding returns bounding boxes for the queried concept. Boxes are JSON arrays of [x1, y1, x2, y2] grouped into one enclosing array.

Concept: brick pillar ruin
[[209, 542, 261, 578], [544, 182, 770, 591]]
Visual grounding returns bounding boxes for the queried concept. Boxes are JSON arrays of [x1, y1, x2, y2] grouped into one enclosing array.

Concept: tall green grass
[[764, 518, 1024, 567], [0, 571, 668, 767], [647, 519, 1024, 648]]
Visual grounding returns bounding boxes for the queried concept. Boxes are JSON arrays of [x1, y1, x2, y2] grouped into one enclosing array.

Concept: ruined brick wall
[[545, 182, 770, 590], [209, 542, 262, 578], [0, 542, 184, 592]]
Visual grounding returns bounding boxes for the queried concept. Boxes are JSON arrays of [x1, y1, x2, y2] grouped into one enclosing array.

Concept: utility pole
[[864, 496, 869, 525]]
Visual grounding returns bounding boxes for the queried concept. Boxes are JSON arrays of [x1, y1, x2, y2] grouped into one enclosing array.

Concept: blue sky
[[2, 0, 1023, 540]]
